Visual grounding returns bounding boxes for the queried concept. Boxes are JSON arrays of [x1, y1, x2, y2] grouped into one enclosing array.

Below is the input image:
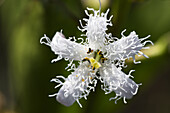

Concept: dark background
[[0, 0, 170, 113]]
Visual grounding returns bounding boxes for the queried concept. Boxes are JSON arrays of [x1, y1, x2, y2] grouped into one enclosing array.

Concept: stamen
[[82, 57, 90, 63], [87, 48, 93, 54], [97, 51, 102, 55], [101, 58, 108, 63], [84, 57, 89, 60], [92, 66, 95, 70]]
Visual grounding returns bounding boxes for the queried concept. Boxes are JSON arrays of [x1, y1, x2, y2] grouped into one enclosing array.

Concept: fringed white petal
[[99, 63, 140, 103], [78, 8, 113, 51], [40, 32, 88, 62], [50, 62, 97, 107], [106, 30, 153, 64]]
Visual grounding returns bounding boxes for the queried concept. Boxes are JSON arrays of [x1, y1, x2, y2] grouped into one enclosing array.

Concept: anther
[[101, 58, 108, 63], [97, 51, 102, 55], [89, 76, 92, 79], [82, 57, 90, 63], [87, 48, 93, 54], [92, 66, 95, 70], [84, 57, 89, 60]]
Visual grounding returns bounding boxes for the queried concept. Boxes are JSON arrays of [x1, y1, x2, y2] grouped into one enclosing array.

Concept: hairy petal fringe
[[78, 8, 113, 51], [49, 62, 97, 107], [40, 32, 88, 62], [106, 30, 152, 65], [99, 63, 140, 103]]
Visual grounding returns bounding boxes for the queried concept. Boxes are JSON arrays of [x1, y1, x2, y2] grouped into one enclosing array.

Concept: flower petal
[[50, 62, 97, 107], [78, 8, 113, 51], [99, 63, 140, 103], [106, 30, 153, 64], [57, 85, 75, 106], [40, 32, 88, 62]]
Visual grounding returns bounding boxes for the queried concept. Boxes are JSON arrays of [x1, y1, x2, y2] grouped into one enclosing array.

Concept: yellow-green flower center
[[82, 48, 107, 70]]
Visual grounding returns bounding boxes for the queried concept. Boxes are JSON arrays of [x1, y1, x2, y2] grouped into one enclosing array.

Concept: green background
[[0, 0, 170, 113]]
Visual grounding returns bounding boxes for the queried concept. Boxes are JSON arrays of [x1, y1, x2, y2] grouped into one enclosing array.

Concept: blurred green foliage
[[0, 0, 170, 113]]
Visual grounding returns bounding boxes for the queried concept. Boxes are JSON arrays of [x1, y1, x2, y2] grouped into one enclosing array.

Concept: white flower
[[40, 8, 153, 107]]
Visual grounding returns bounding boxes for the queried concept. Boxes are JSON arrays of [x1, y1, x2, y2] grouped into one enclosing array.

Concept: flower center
[[82, 48, 107, 70]]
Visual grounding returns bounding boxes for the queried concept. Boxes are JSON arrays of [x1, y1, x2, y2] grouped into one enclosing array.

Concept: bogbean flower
[[40, 7, 153, 107]]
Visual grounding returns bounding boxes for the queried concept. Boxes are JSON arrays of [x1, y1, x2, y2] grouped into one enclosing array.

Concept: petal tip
[[56, 87, 75, 107]]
